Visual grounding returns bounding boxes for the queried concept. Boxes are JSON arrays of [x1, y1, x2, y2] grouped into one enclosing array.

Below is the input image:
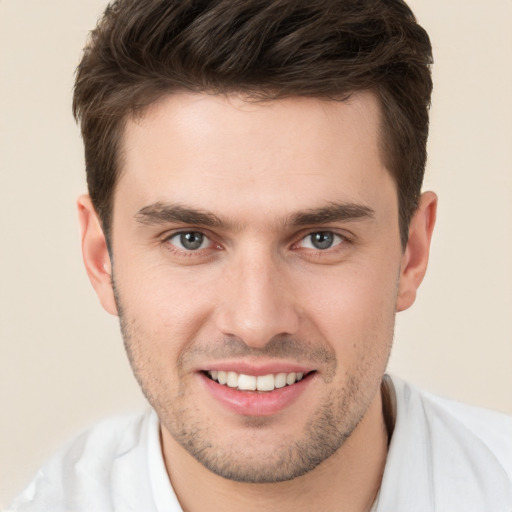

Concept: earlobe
[[396, 191, 437, 312], [77, 195, 118, 316]]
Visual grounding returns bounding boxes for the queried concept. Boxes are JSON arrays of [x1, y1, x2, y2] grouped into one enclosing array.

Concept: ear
[[396, 191, 437, 312], [77, 195, 118, 316]]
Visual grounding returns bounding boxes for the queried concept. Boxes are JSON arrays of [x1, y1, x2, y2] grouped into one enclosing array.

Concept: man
[[10, 0, 512, 511]]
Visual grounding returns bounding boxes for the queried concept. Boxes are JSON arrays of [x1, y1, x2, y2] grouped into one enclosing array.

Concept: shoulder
[[381, 375, 512, 511], [395, 376, 512, 476], [420, 383, 512, 471], [9, 409, 157, 512]]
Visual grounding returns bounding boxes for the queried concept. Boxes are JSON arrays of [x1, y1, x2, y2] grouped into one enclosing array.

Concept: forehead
[[115, 91, 395, 224]]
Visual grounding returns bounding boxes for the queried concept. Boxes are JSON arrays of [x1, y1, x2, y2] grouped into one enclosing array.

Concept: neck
[[161, 388, 389, 512]]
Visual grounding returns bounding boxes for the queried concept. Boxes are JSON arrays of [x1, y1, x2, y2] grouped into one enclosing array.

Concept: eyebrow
[[135, 202, 231, 229], [288, 202, 375, 226], [134, 201, 375, 230]]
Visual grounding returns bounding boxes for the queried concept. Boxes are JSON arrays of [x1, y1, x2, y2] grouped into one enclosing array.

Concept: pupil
[[181, 232, 203, 250], [312, 232, 333, 250]]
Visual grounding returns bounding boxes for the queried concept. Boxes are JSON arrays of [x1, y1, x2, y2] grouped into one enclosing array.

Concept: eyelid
[[169, 231, 209, 250], [300, 231, 343, 250], [161, 228, 221, 253], [161, 227, 212, 241], [159, 227, 352, 256], [292, 228, 351, 247]]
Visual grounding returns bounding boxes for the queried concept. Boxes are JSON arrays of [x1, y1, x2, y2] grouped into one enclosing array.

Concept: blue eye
[[299, 231, 343, 250], [169, 232, 209, 251]]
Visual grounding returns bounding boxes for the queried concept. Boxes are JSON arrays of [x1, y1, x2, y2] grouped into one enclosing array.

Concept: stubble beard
[[113, 283, 391, 484], [162, 374, 366, 483]]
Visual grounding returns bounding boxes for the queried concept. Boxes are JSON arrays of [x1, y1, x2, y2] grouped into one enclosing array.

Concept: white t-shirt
[[9, 376, 512, 512]]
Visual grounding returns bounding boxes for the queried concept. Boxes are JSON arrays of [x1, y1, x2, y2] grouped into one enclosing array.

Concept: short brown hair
[[73, 0, 433, 246]]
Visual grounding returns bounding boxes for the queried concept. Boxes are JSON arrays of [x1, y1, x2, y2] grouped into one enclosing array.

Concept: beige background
[[1, 0, 511, 507]]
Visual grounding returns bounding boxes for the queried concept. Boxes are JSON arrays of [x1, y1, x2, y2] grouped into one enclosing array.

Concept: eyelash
[[293, 231, 347, 251], [163, 230, 220, 255], [161, 229, 352, 257]]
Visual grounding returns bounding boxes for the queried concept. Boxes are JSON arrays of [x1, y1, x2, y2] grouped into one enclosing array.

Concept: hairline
[[100, 87, 408, 251]]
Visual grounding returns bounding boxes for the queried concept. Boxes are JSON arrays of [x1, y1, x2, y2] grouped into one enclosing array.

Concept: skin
[[79, 91, 436, 512]]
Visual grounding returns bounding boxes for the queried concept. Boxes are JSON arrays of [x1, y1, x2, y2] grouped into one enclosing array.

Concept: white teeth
[[286, 372, 296, 385], [238, 374, 257, 391], [227, 371, 238, 388], [274, 373, 287, 389], [257, 374, 275, 392], [207, 370, 307, 391]]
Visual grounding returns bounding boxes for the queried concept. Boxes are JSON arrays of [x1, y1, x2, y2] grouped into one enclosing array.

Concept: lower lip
[[200, 373, 313, 416]]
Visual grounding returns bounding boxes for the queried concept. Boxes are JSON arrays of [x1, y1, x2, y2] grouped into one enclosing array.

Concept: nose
[[214, 247, 300, 348]]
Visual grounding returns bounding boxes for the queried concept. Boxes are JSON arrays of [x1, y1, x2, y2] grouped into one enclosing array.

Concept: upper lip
[[199, 360, 314, 376]]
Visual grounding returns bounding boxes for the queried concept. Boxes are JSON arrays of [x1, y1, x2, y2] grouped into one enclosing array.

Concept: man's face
[[108, 92, 403, 482]]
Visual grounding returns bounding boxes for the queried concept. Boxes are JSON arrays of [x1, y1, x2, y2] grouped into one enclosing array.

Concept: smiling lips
[[201, 366, 314, 416], [207, 370, 305, 392]]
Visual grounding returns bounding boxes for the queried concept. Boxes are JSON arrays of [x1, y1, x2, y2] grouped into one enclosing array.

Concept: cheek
[[112, 266, 216, 399], [297, 263, 398, 357], [114, 259, 221, 345]]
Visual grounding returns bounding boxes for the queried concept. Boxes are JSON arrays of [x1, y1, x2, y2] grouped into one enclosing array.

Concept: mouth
[[199, 367, 316, 416], [204, 370, 310, 392]]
